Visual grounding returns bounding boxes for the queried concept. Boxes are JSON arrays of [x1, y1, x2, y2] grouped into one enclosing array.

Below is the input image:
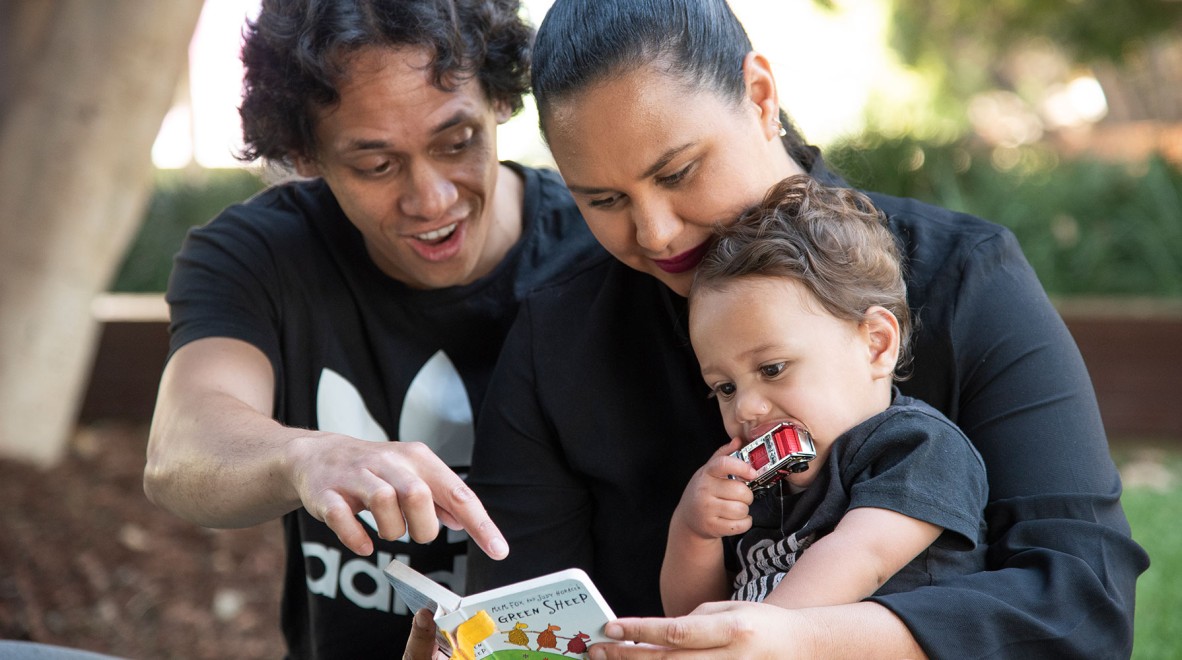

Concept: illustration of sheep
[[565, 631, 591, 655], [536, 623, 561, 651], [505, 622, 530, 647]]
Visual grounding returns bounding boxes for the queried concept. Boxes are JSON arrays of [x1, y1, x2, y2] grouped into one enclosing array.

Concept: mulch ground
[[0, 421, 285, 658]]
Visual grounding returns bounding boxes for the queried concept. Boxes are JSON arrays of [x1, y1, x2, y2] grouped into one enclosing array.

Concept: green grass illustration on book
[[384, 559, 616, 659]]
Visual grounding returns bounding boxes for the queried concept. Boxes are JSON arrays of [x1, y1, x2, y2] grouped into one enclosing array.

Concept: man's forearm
[[145, 338, 508, 559], [144, 388, 305, 528]]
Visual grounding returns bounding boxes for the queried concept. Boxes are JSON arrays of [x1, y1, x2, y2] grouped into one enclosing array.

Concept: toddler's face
[[690, 276, 894, 486]]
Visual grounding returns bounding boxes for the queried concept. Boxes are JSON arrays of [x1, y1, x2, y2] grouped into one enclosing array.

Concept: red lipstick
[[653, 240, 712, 274]]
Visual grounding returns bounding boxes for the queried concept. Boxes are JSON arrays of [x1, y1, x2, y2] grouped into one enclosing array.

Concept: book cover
[[384, 559, 616, 659]]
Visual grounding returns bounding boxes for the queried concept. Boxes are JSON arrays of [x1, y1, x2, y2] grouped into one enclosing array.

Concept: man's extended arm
[[144, 336, 507, 559]]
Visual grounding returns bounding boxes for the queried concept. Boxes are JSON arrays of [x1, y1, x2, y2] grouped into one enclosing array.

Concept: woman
[[467, 0, 1147, 657]]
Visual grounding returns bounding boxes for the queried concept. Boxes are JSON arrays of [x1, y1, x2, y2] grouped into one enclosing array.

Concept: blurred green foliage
[[829, 134, 1182, 296], [892, 1, 1182, 65], [110, 168, 265, 292], [889, 1, 1182, 108]]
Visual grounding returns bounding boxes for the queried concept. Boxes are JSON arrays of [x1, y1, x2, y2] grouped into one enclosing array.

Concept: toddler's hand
[[672, 438, 759, 540]]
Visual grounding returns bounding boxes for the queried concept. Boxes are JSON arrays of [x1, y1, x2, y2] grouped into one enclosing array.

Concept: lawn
[[1114, 440, 1182, 660]]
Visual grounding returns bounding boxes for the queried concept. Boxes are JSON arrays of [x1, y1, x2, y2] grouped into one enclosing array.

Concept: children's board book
[[384, 559, 616, 660]]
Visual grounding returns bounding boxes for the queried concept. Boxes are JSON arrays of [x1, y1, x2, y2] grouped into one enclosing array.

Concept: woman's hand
[[402, 608, 448, 660], [590, 600, 926, 659], [589, 601, 817, 660]]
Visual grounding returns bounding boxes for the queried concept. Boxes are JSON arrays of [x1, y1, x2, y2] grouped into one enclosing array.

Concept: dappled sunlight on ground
[[0, 422, 284, 659]]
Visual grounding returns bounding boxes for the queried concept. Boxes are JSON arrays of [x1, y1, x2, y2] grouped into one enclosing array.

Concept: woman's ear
[[862, 306, 901, 380], [741, 51, 782, 142]]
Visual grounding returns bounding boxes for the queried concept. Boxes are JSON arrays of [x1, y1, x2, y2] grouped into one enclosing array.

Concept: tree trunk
[[0, 0, 204, 465]]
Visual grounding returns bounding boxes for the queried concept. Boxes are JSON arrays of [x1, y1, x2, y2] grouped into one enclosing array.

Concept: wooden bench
[[1056, 297, 1182, 439], [79, 294, 170, 423]]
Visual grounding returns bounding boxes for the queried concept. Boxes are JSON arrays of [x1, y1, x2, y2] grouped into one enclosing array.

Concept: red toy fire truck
[[730, 421, 817, 491]]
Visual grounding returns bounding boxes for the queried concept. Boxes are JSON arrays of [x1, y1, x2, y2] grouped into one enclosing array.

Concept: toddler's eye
[[714, 382, 736, 399], [759, 362, 786, 378]]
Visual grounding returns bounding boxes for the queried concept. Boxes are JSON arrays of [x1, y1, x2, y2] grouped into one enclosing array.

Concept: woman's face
[[544, 55, 805, 295]]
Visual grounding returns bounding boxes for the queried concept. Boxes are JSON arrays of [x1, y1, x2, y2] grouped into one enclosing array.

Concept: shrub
[[110, 169, 265, 292], [829, 134, 1182, 297]]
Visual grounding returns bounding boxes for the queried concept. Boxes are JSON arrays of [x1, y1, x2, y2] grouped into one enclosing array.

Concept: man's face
[[298, 46, 516, 289]]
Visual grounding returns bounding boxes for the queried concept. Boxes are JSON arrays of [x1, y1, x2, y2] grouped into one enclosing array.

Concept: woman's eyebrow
[[641, 142, 694, 179], [566, 182, 613, 196], [566, 142, 697, 195]]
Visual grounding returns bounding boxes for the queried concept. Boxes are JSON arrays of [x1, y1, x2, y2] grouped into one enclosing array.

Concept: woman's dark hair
[[531, 0, 813, 169], [238, 0, 533, 165], [692, 175, 913, 375]]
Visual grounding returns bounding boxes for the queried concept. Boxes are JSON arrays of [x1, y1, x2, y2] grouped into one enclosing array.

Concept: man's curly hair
[[238, 0, 533, 166]]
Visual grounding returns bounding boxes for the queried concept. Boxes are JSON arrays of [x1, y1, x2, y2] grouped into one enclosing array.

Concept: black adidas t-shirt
[[166, 162, 600, 659]]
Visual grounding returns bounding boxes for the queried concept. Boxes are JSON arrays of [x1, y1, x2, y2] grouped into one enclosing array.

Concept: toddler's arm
[[763, 506, 941, 609], [660, 439, 758, 616]]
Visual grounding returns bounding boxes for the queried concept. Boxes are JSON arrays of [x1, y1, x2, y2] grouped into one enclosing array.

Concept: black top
[[728, 392, 987, 602], [468, 161, 1149, 657], [166, 163, 601, 659]]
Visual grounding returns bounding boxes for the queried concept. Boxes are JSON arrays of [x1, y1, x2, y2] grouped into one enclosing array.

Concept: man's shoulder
[[195, 178, 337, 242], [514, 162, 581, 228], [183, 178, 349, 264], [522, 249, 620, 306], [495, 162, 606, 299], [517, 162, 566, 193]]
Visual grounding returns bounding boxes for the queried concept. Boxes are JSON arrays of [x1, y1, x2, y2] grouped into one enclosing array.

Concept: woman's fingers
[[402, 608, 442, 660], [603, 616, 729, 650], [589, 642, 720, 660]]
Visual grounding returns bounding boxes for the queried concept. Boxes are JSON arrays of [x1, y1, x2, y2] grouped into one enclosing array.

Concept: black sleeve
[[843, 411, 987, 549], [165, 208, 282, 364], [466, 300, 596, 592], [870, 231, 1148, 657]]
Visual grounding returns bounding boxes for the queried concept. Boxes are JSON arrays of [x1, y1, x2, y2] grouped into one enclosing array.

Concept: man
[[143, 1, 598, 657]]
